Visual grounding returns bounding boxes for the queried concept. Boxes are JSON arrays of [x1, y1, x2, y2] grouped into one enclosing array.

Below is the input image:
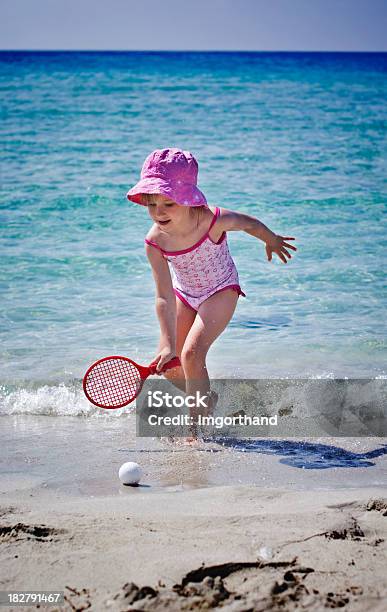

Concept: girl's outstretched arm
[[216, 207, 297, 264], [145, 243, 177, 371]]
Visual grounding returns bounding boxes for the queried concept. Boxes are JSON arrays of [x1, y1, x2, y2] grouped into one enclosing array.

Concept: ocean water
[[1, 51, 386, 417]]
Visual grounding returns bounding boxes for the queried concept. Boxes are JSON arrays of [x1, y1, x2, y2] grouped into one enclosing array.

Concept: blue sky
[[0, 0, 386, 51]]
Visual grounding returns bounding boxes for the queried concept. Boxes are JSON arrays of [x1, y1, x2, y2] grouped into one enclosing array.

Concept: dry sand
[[1, 486, 387, 610]]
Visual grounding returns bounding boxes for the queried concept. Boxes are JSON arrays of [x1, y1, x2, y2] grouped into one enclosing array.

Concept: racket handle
[[148, 356, 181, 375]]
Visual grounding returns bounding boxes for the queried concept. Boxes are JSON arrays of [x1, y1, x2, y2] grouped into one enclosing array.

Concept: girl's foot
[[186, 391, 218, 441], [184, 436, 202, 445]]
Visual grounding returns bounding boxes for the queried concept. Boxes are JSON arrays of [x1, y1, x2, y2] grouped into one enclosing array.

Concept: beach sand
[[1, 415, 386, 611]]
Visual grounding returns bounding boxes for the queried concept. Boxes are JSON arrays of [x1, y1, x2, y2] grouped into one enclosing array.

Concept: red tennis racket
[[83, 355, 181, 409]]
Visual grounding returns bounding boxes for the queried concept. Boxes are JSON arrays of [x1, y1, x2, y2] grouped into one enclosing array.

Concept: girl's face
[[146, 194, 189, 231]]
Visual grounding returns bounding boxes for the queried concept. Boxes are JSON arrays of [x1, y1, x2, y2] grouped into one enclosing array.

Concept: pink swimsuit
[[145, 207, 246, 312]]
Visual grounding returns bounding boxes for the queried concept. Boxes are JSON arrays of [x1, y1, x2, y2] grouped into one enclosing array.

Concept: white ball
[[118, 462, 142, 485]]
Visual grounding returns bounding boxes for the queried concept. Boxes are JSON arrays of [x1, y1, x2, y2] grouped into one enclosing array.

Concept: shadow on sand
[[210, 438, 387, 470]]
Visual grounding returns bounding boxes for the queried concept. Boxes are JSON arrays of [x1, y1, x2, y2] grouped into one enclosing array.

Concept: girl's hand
[[265, 235, 297, 264], [154, 347, 177, 374]]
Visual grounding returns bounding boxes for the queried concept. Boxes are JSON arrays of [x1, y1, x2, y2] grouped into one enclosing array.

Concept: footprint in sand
[[0, 523, 66, 542]]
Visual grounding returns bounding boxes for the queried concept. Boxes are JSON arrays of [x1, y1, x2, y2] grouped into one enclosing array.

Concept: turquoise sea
[[1, 51, 386, 416]]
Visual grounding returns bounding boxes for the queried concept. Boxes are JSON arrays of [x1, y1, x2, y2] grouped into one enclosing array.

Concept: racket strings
[[85, 358, 142, 407]]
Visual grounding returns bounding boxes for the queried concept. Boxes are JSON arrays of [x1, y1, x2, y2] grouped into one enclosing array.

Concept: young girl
[[127, 148, 296, 432]]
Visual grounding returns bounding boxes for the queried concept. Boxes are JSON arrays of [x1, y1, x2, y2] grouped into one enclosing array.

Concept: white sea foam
[[0, 382, 132, 418], [0, 378, 385, 428]]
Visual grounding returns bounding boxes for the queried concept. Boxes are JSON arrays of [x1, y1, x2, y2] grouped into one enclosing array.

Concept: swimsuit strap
[[144, 238, 165, 254], [207, 206, 220, 235]]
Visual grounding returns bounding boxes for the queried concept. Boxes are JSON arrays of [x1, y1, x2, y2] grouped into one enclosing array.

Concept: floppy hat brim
[[126, 177, 207, 207]]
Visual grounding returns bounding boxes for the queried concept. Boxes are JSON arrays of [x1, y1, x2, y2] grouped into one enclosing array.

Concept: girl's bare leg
[[181, 289, 239, 432], [159, 296, 196, 392]]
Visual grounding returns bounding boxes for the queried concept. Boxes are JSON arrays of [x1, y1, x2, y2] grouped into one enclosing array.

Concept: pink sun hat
[[126, 148, 208, 207]]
